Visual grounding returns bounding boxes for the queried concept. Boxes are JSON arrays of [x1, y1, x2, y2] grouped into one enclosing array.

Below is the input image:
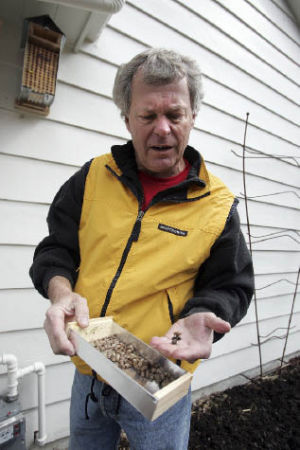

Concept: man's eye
[[168, 114, 182, 122], [141, 115, 155, 121]]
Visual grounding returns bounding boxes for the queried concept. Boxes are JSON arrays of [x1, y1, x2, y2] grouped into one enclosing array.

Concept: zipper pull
[[132, 210, 144, 241]]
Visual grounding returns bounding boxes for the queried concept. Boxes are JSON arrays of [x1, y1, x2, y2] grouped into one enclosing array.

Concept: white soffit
[[36, 0, 126, 49], [286, 0, 300, 26]]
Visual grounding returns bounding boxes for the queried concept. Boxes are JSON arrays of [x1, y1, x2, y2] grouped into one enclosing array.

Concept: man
[[30, 48, 254, 450]]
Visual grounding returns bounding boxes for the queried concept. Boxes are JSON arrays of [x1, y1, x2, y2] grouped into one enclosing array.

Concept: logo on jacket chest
[[158, 223, 188, 237]]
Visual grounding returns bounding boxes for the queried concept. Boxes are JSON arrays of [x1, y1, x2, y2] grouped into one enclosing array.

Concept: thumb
[[73, 296, 89, 328], [207, 315, 231, 334]]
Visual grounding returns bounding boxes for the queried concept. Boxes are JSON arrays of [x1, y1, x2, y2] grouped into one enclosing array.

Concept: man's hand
[[150, 312, 231, 363], [44, 276, 89, 356]]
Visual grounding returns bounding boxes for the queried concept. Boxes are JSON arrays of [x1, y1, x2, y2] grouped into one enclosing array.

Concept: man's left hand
[[150, 312, 231, 363]]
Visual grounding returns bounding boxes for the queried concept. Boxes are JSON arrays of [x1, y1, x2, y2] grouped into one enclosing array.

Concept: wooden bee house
[[16, 15, 65, 115]]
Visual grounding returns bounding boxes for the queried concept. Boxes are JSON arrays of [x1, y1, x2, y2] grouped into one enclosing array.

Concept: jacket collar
[[111, 141, 205, 184], [109, 141, 209, 203]]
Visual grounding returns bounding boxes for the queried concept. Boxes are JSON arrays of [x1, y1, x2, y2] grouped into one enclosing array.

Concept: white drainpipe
[[0, 354, 47, 446]]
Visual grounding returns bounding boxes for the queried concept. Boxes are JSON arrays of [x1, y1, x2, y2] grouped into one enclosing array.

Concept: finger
[[174, 344, 211, 361], [73, 296, 89, 328], [44, 307, 75, 356], [150, 336, 170, 346], [150, 342, 178, 359], [44, 317, 75, 356], [68, 330, 79, 354]]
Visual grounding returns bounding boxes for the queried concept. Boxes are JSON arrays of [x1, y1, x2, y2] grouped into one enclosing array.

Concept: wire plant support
[[241, 112, 263, 376], [231, 148, 300, 167], [238, 112, 299, 378]]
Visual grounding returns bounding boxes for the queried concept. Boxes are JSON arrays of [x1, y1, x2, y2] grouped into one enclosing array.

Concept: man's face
[[125, 71, 195, 178]]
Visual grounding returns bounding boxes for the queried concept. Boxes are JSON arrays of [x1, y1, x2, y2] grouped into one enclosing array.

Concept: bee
[[171, 331, 182, 345]]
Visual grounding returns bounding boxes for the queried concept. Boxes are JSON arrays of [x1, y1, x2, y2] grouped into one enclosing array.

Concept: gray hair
[[112, 48, 204, 118]]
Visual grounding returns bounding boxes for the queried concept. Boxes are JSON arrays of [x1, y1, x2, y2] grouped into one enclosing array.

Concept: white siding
[[0, 0, 299, 446]]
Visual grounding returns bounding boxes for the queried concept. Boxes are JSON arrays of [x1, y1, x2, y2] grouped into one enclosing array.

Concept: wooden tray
[[67, 317, 192, 421]]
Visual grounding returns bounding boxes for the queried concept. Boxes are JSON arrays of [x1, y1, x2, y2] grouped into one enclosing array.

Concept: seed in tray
[[92, 334, 176, 388]]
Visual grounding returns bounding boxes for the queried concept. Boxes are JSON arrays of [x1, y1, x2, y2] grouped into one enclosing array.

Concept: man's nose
[[154, 116, 171, 136]]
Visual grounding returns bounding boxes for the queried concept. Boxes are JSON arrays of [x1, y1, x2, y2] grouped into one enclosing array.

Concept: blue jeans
[[69, 370, 191, 450]]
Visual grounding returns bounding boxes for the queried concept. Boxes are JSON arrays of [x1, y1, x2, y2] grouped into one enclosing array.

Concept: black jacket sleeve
[[29, 161, 92, 298], [180, 202, 254, 341]]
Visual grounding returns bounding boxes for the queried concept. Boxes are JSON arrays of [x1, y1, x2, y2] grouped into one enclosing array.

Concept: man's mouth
[[150, 145, 173, 151]]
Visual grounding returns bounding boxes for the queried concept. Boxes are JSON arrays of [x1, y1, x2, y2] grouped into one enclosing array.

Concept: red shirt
[[138, 160, 190, 210]]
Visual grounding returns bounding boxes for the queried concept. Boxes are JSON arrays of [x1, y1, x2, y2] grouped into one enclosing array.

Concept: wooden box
[[16, 16, 65, 115], [67, 317, 192, 421]]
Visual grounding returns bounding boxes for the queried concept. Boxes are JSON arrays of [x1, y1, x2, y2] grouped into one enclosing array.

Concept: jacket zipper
[[100, 209, 144, 317], [100, 163, 208, 318]]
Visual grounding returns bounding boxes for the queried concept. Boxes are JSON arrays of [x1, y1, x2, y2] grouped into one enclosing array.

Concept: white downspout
[[0, 354, 47, 446]]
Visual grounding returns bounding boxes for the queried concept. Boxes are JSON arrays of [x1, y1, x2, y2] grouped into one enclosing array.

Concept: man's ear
[[192, 113, 196, 126], [125, 116, 131, 133]]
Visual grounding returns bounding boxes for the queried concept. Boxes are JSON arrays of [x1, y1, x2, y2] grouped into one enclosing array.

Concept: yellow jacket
[[72, 144, 235, 374]]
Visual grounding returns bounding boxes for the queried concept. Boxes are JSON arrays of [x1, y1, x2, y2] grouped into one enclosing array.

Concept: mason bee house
[[16, 15, 65, 115], [67, 317, 192, 421]]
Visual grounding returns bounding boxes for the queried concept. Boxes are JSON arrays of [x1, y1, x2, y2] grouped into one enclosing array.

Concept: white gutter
[[37, 0, 125, 13], [0, 354, 47, 447]]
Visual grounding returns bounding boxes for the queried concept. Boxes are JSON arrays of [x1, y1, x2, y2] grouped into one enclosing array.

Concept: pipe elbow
[[1, 353, 18, 371], [33, 362, 46, 375], [1, 354, 19, 401], [36, 434, 48, 447]]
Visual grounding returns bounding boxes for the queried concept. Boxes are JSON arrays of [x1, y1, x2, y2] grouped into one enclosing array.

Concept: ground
[[189, 356, 300, 450], [119, 356, 300, 450]]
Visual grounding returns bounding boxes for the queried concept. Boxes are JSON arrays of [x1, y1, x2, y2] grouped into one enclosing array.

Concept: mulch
[[119, 356, 300, 449], [189, 356, 300, 449]]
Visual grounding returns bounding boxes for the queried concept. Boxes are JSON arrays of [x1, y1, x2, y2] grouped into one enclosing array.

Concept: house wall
[[0, 0, 299, 446]]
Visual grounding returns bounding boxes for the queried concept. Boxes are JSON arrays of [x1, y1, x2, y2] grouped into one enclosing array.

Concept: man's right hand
[[44, 276, 89, 356]]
